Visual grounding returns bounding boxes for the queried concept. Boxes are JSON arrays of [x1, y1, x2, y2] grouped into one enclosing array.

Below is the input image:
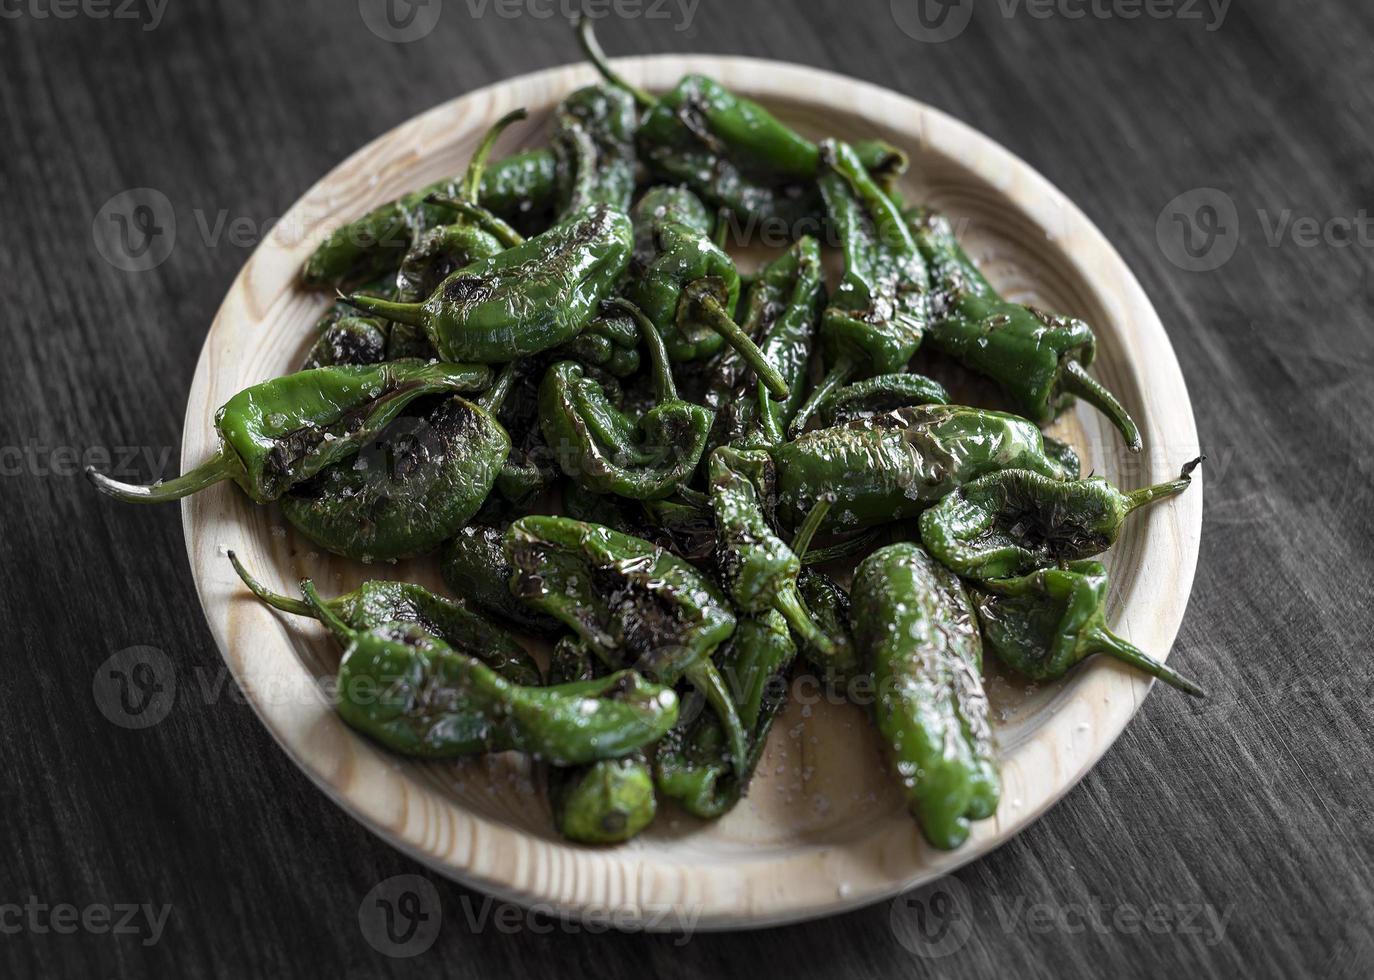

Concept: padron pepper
[[550, 84, 638, 218], [654, 608, 794, 818], [909, 207, 1142, 452], [789, 140, 930, 435], [811, 372, 949, 429], [703, 236, 825, 450], [503, 515, 748, 770], [772, 404, 1069, 533], [301, 580, 677, 764], [552, 308, 641, 377], [851, 542, 1000, 850], [546, 636, 658, 844], [301, 276, 395, 369], [622, 186, 790, 394], [86, 360, 492, 504], [301, 133, 557, 290], [278, 365, 519, 561], [440, 523, 563, 638], [708, 446, 845, 658], [343, 203, 633, 364], [578, 18, 907, 229], [919, 458, 1202, 581], [540, 298, 713, 500], [975, 560, 1205, 697], [229, 551, 540, 686]]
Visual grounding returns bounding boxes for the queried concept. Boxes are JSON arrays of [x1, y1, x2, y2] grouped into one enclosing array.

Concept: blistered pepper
[[919, 458, 1202, 581], [811, 372, 949, 429], [789, 140, 929, 434], [503, 515, 748, 769], [229, 551, 540, 686], [551, 84, 638, 218], [440, 523, 563, 638], [909, 207, 1142, 451], [302, 580, 677, 764], [851, 542, 999, 850], [772, 404, 1069, 533], [86, 360, 492, 504], [343, 203, 633, 364], [539, 299, 713, 500], [279, 366, 519, 561], [975, 560, 1205, 696], [703, 236, 825, 450]]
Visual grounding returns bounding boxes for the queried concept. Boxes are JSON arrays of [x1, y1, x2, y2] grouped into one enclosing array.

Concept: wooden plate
[[180, 56, 1202, 930]]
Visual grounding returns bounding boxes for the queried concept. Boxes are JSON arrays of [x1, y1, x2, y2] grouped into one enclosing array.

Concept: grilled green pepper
[[909, 207, 1142, 451], [504, 515, 748, 769], [86, 361, 492, 504], [551, 84, 638, 218], [920, 458, 1202, 581], [441, 523, 563, 637], [540, 299, 712, 500], [794, 568, 861, 686], [703, 236, 824, 449], [773, 404, 1068, 533], [623, 187, 789, 394], [708, 446, 845, 657], [301, 133, 557, 291], [811, 373, 949, 429], [789, 140, 929, 435], [546, 636, 657, 844], [852, 543, 999, 850], [552, 309, 641, 377], [229, 551, 540, 686], [302, 580, 677, 764], [279, 378, 513, 561], [975, 560, 1204, 696], [302, 276, 397, 369], [344, 204, 633, 363], [655, 608, 794, 818]]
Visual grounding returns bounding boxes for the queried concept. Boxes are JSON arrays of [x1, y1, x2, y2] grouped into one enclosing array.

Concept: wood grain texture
[[2, 0, 1371, 975], [179, 55, 1200, 928]]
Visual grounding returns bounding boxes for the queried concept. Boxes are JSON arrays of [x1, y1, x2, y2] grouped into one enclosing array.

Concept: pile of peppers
[[88, 18, 1203, 851]]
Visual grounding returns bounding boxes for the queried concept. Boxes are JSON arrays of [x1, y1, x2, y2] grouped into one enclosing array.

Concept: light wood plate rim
[[179, 55, 1202, 930]]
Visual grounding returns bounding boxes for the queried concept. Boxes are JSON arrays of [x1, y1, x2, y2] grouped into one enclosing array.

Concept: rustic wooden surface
[[1, 0, 1369, 974]]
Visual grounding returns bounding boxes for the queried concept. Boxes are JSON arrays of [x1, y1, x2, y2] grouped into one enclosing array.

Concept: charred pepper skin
[[503, 515, 749, 768], [772, 404, 1069, 533], [440, 523, 564, 638], [909, 207, 1142, 452], [920, 458, 1202, 581], [975, 560, 1205, 697], [788, 140, 930, 436], [551, 84, 639, 219], [280, 394, 511, 562], [344, 204, 634, 364], [86, 361, 492, 505], [546, 637, 658, 844], [811, 372, 949, 429], [655, 609, 795, 818], [851, 543, 1000, 850], [703, 236, 825, 450], [229, 552, 541, 687], [301, 581, 678, 764], [540, 300, 713, 500]]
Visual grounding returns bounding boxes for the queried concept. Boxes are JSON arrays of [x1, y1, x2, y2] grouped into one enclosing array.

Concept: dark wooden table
[[4, 0, 1371, 975]]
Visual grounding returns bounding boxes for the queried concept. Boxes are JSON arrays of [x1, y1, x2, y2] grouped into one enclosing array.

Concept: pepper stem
[[683, 658, 749, 773], [228, 551, 314, 617], [606, 297, 678, 403], [576, 14, 656, 110], [790, 496, 832, 558], [86, 445, 235, 504], [1088, 626, 1206, 698], [757, 381, 785, 447], [689, 286, 790, 400], [1126, 456, 1204, 512], [789, 357, 856, 438], [478, 361, 519, 415], [299, 580, 354, 645], [340, 292, 426, 327], [424, 195, 524, 248], [774, 584, 843, 660], [462, 108, 528, 203], [1061, 359, 1143, 453]]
